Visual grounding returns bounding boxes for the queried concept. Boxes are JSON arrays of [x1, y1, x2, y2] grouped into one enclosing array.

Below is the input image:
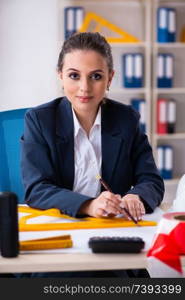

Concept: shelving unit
[[152, 0, 185, 203], [59, 0, 185, 203]]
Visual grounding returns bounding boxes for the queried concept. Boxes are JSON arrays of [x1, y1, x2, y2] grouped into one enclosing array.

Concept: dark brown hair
[[57, 32, 113, 72]]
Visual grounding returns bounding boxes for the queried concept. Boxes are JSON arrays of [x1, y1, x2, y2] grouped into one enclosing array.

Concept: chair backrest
[[0, 108, 28, 203]]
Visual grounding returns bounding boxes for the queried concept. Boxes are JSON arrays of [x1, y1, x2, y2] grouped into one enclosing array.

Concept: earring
[[107, 86, 109, 91]]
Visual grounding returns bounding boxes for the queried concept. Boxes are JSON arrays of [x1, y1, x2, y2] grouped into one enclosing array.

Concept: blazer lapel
[[55, 98, 74, 189], [101, 101, 124, 187]]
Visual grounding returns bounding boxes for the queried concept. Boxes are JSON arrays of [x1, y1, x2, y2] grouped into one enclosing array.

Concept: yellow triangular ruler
[[18, 206, 156, 231], [79, 12, 141, 43]]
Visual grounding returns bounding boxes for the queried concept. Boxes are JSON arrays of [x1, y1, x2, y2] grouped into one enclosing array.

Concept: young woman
[[21, 32, 164, 223], [20, 32, 164, 278]]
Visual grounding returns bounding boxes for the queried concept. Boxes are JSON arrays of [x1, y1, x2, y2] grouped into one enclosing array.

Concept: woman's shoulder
[[29, 97, 64, 112], [105, 98, 140, 120], [25, 97, 70, 118]]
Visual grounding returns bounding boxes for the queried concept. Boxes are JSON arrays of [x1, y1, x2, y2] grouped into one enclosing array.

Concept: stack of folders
[[64, 6, 84, 40], [157, 145, 173, 179], [157, 98, 176, 134], [157, 7, 176, 43], [131, 99, 146, 133], [157, 53, 174, 88], [123, 53, 144, 88]]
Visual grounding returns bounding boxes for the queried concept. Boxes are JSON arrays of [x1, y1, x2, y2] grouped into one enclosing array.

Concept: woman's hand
[[80, 191, 122, 218], [119, 194, 145, 221]]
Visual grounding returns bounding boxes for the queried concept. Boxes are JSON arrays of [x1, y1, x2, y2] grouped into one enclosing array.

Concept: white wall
[[0, 0, 61, 111]]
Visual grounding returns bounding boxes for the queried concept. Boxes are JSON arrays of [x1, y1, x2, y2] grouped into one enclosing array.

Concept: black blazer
[[21, 97, 164, 217]]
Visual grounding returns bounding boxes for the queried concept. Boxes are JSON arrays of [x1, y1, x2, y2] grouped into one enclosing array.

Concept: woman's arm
[[124, 118, 165, 214]]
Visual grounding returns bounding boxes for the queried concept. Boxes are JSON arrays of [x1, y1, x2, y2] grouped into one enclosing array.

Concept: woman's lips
[[77, 96, 93, 103]]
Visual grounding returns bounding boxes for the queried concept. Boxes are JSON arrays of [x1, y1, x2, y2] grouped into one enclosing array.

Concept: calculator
[[88, 236, 145, 253]]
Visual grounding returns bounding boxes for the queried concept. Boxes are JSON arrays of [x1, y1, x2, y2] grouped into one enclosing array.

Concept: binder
[[165, 54, 174, 87], [167, 98, 176, 133], [157, 146, 164, 177], [123, 53, 144, 88], [157, 7, 176, 42], [157, 54, 174, 88], [157, 54, 165, 87], [168, 8, 176, 42], [157, 7, 168, 42], [123, 54, 134, 88], [157, 98, 167, 134], [134, 53, 144, 88], [164, 145, 173, 179], [64, 7, 84, 40], [157, 145, 173, 179], [131, 99, 146, 133]]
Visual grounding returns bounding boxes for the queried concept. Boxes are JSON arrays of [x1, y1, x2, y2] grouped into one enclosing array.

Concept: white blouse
[[72, 107, 102, 198]]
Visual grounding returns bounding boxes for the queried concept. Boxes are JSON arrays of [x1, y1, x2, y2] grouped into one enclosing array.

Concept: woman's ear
[[58, 72, 64, 91], [107, 70, 115, 89], [58, 71, 63, 80]]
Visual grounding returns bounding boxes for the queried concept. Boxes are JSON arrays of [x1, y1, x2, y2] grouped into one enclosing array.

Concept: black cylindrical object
[[0, 192, 19, 257]]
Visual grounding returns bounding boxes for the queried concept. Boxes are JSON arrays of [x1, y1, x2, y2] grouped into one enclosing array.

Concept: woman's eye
[[69, 73, 80, 80], [91, 73, 102, 80]]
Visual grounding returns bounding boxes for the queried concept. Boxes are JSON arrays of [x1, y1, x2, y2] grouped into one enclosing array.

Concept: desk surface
[[0, 252, 185, 274], [0, 252, 152, 273], [1, 203, 184, 275]]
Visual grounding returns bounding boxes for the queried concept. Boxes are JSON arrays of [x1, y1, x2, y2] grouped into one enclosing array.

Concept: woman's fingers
[[87, 192, 146, 219], [120, 194, 145, 221], [102, 192, 122, 215], [92, 191, 122, 217]]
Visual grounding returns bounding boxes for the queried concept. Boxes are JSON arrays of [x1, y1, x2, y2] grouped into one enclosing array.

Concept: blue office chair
[[0, 108, 29, 203]]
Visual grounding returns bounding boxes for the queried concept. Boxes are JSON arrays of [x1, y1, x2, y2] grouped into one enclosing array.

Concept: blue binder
[[131, 99, 146, 133], [164, 145, 173, 179], [157, 54, 165, 87], [157, 53, 174, 88], [157, 7, 168, 42], [157, 7, 176, 43], [64, 7, 84, 40], [123, 54, 134, 88], [168, 8, 176, 42], [157, 145, 173, 179], [134, 53, 144, 88], [157, 146, 164, 178], [123, 53, 144, 88]]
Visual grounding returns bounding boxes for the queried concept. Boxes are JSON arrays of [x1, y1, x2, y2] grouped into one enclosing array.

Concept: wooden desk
[[0, 252, 185, 274], [0, 252, 149, 273]]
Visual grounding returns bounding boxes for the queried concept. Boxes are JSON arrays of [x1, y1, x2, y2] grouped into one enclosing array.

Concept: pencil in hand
[[95, 174, 112, 192], [95, 174, 138, 225]]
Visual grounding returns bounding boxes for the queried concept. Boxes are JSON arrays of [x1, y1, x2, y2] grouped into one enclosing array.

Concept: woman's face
[[59, 50, 114, 115]]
